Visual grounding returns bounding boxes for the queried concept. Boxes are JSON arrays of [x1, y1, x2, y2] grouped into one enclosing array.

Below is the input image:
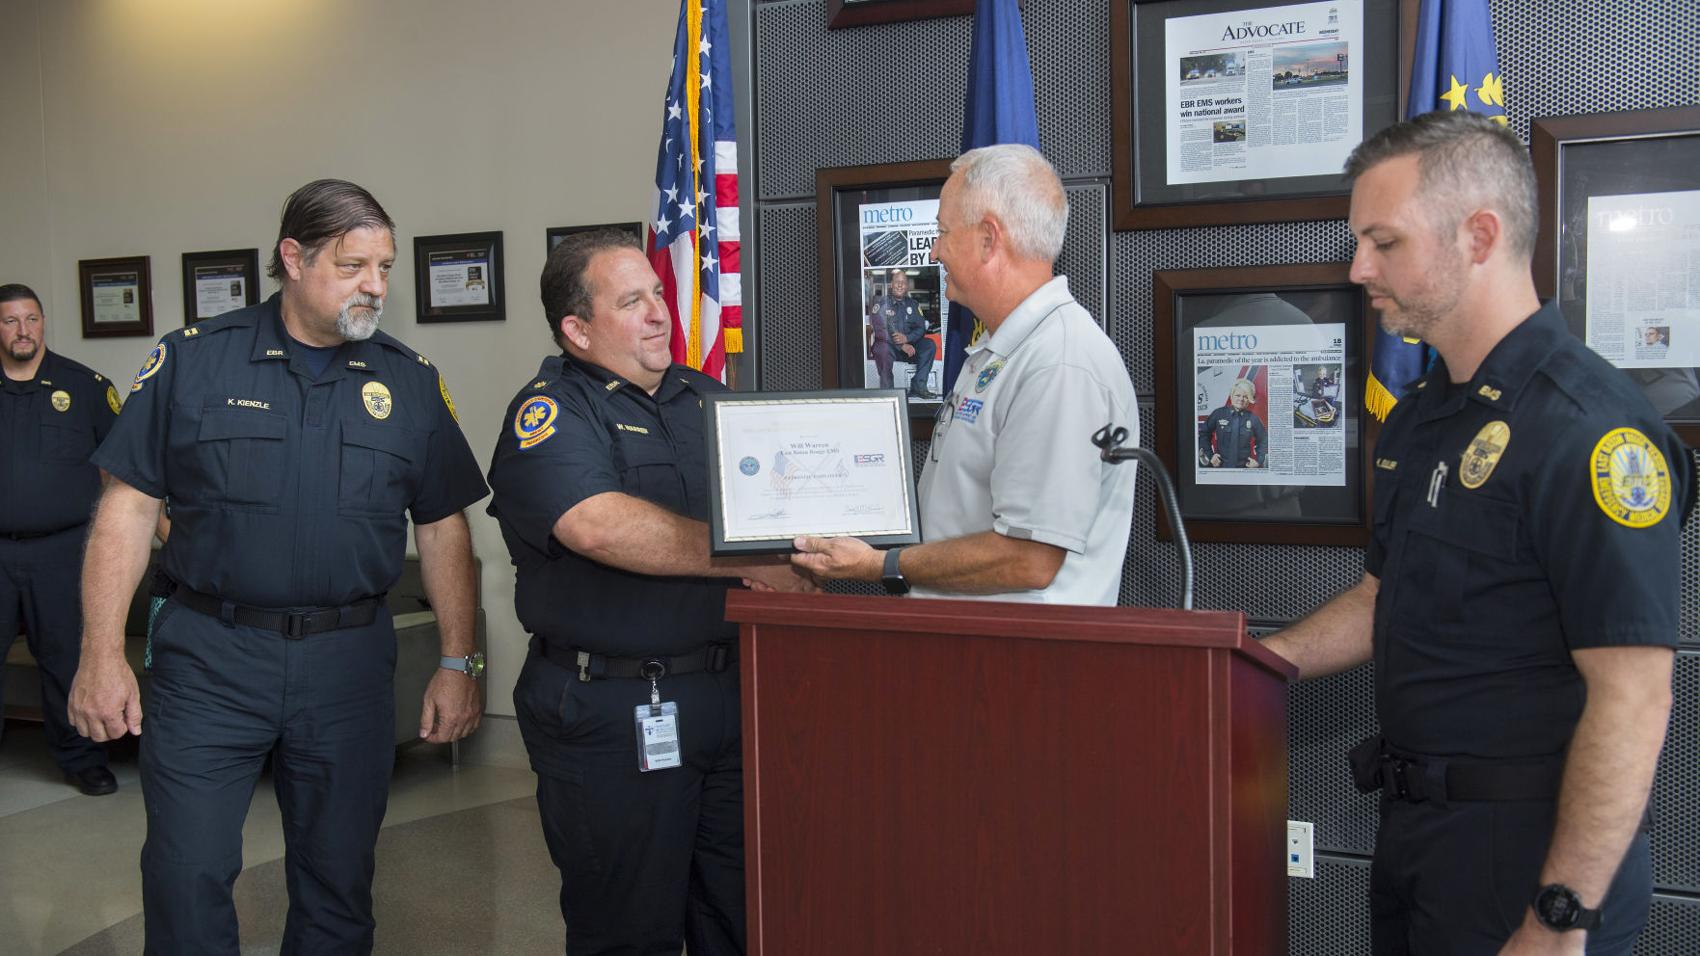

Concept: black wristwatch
[[881, 547, 910, 595], [1532, 884, 1601, 932]]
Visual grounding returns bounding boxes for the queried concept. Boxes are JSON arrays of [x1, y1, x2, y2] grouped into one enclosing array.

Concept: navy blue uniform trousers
[[1372, 797, 1651, 954], [140, 598, 396, 956], [514, 642, 745, 956], [0, 527, 105, 771]]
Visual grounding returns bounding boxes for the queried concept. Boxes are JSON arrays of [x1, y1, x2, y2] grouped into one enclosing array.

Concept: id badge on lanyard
[[633, 674, 681, 772]]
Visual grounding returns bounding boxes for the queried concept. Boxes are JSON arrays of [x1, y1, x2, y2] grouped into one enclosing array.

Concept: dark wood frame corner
[[546, 221, 645, 254], [180, 248, 261, 326], [815, 158, 955, 438], [1152, 261, 1380, 546], [412, 231, 506, 324], [77, 255, 155, 339], [1111, 0, 1420, 232]]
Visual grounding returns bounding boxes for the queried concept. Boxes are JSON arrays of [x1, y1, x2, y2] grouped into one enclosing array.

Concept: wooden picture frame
[[1111, 0, 1416, 231], [180, 248, 260, 325], [1531, 106, 1700, 447], [1153, 262, 1378, 545], [78, 256, 154, 338], [816, 158, 955, 438], [546, 222, 645, 254], [827, 0, 977, 29], [413, 231, 505, 324]]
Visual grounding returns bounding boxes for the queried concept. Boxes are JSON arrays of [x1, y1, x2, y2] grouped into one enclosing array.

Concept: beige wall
[[0, 0, 684, 715]]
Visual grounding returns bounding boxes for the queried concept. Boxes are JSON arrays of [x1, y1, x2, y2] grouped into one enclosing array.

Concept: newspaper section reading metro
[[1164, 0, 1364, 185], [1194, 322, 1347, 487]]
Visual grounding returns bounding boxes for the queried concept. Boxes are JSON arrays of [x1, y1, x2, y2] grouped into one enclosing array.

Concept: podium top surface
[[725, 591, 1297, 681]]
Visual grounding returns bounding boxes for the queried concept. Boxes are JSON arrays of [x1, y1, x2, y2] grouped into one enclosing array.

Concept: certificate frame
[[78, 255, 154, 339], [1153, 262, 1378, 546], [180, 248, 260, 325], [413, 231, 505, 324], [546, 221, 645, 254], [703, 389, 922, 555], [826, 0, 977, 29], [1531, 106, 1700, 447], [1111, 0, 1416, 231], [817, 158, 955, 437]]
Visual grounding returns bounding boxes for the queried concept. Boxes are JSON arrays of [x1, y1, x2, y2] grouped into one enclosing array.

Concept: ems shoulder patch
[[1590, 427, 1671, 528], [515, 396, 559, 450], [131, 342, 167, 392]]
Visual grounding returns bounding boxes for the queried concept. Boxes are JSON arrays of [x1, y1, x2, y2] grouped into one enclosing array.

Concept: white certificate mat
[[705, 390, 920, 555]]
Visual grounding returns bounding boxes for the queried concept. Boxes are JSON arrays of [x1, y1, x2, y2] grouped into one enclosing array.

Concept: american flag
[[647, 0, 740, 381]]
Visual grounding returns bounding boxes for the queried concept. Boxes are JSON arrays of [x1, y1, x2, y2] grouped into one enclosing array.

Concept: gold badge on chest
[[1459, 421, 1510, 489], [361, 381, 393, 420], [50, 390, 71, 412]]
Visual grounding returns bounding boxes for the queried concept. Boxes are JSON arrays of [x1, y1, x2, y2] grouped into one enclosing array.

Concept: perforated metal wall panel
[[749, 1, 1700, 950], [1653, 651, 1699, 891], [754, 0, 1110, 201], [1289, 856, 1372, 955]]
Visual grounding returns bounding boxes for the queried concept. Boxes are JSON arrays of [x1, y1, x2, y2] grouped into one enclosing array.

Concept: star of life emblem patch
[[515, 396, 559, 450]]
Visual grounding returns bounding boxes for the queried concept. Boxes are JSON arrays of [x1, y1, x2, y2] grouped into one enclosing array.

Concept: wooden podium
[[727, 591, 1297, 955]]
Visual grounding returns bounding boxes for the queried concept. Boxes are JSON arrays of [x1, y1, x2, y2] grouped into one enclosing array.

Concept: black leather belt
[[171, 585, 384, 639], [541, 641, 735, 683], [1352, 736, 1561, 803], [0, 523, 85, 541]]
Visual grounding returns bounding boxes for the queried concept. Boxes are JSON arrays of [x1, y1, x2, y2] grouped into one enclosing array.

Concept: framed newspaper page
[[413, 231, 505, 324], [817, 159, 955, 437], [1153, 262, 1378, 545], [1111, 0, 1414, 231], [703, 390, 921, 555], [1531, 106, 1700, 447]]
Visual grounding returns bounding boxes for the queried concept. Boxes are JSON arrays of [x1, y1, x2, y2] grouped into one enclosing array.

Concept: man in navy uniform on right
[[1266, 111, 1693, 954]]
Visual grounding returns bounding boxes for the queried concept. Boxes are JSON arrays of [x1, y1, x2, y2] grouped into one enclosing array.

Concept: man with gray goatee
[[69, 179, 489, 955]]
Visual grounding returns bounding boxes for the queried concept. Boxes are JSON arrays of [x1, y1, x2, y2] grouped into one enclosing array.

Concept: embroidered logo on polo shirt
[[50, 390, 70, 412], [131, 343, 167, 392], [956, 397, 983, 424], [362, 381, 393, 420], [1590, 428, 1671, 528], [106, 385, 121, 415], [515, 396, 559, 450], [975, 360, 1004, 394], [1459, 421, 1510, 489]]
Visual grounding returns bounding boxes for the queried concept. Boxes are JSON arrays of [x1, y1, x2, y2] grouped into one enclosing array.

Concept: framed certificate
[[704, 390, 922, 555], [78, 256, 154, 338], [1153, 262, 1378, 545], [1111, 0, 1412, 230], [413, 231, 505, 323], [1531, 106, 1700, 446], [181, 248, 260, 325]]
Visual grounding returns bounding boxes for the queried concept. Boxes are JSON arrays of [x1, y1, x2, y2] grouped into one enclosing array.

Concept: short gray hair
[[948, 144, 1069, 263], [1343, 110, 1537, 259]]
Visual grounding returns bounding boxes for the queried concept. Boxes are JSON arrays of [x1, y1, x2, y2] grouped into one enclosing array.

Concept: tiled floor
[[0, 719, 564, 955]]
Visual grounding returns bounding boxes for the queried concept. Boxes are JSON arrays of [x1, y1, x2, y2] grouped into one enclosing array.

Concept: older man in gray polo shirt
[[793, 144, 1137, 606]]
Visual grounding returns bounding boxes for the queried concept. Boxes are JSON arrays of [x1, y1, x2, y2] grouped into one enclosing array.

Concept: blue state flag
[[1365, 0, 1504, 420], [943, 0, 1041, 397]]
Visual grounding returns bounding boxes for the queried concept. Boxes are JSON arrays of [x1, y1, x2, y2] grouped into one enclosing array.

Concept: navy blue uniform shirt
[[0, 351, 119, 533], [91, 294, 488, 608], [1199, 405, 1267, 467], [487, 354, 732, 657], [870, 294, 928, 346], [1366, 300, 1694, 759]]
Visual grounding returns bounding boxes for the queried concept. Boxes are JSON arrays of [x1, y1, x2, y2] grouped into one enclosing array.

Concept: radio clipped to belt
[[633, 659, 682, 773]]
